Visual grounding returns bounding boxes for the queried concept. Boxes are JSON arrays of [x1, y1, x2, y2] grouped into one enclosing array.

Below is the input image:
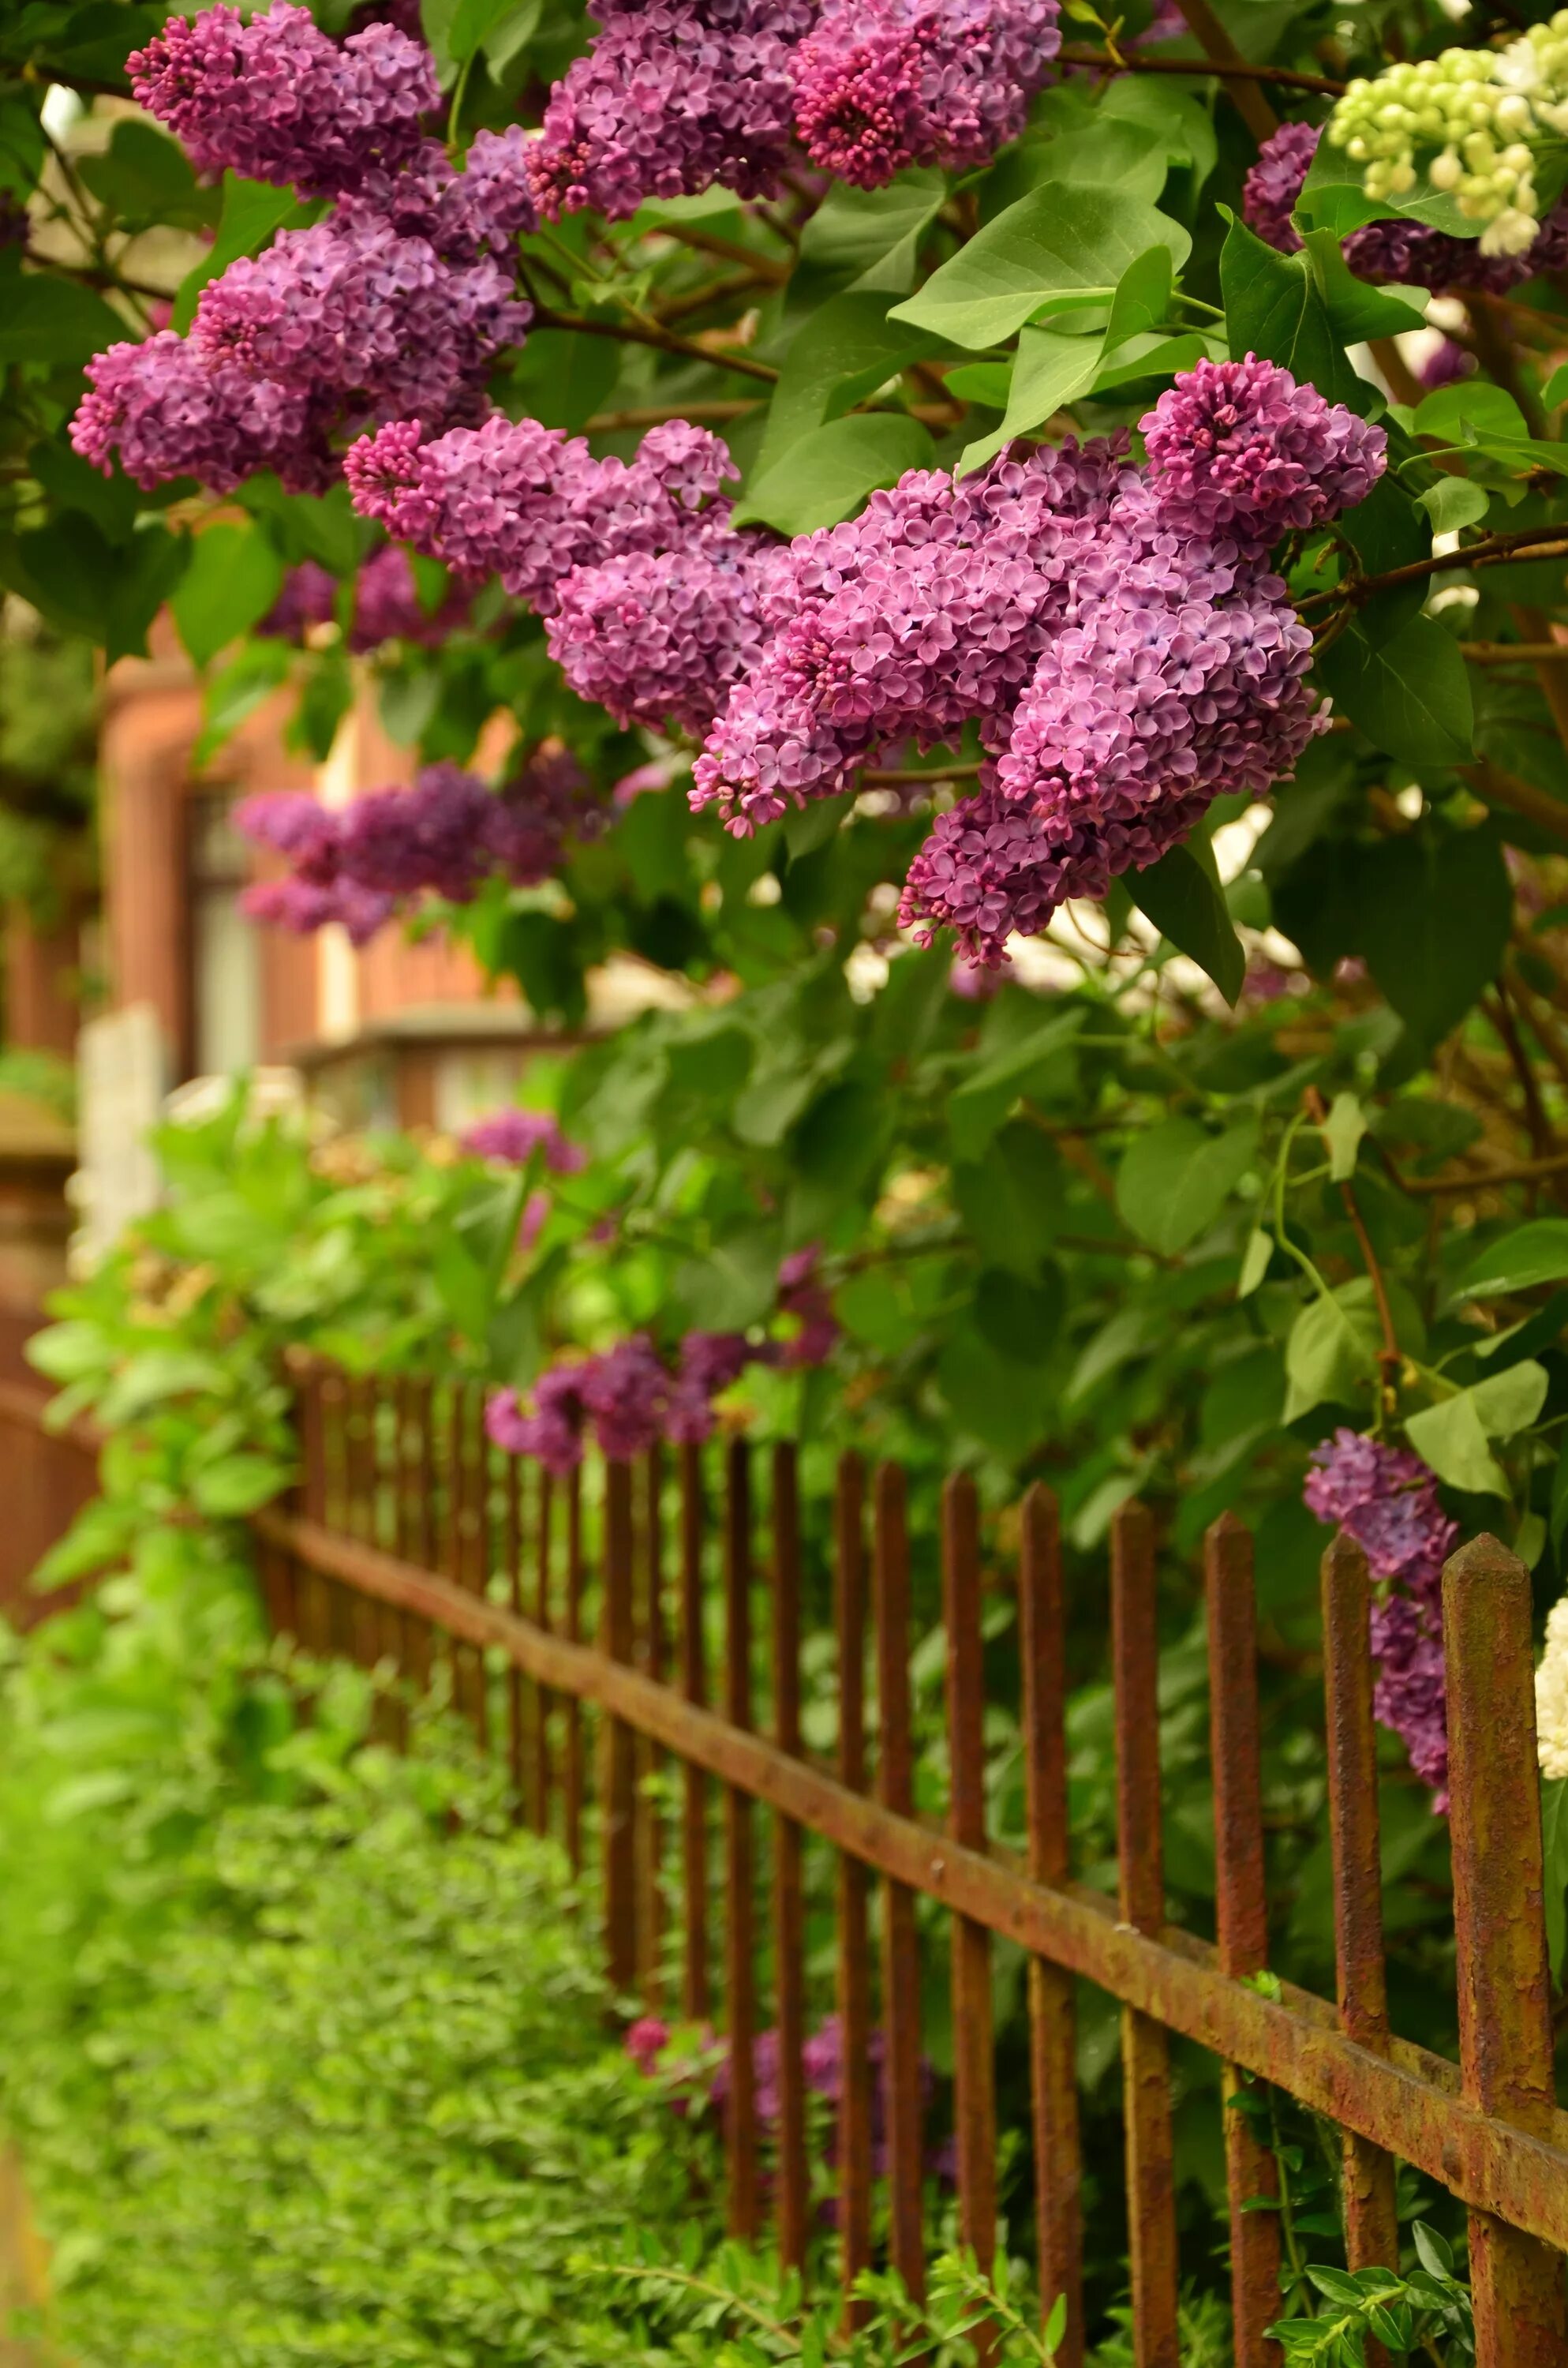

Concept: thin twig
[[1057, 43, 1345, 93], [1461, 643, 1568, 662], [1483, 986, 1555, 1158], [1297, 525, 1568, 616], [1167, 0, 1279, 140], [584, 400, 762, 431], [1305, 1086, 1402, 1392], [532, 303, 779, 384], [650, 223, 790, 285], [1384, 1145, 1568, 1195], [1461, 759, 1568, 849]]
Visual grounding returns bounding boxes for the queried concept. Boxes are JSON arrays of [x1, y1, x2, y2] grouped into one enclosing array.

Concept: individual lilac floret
[[791, 0, 1061, 187], [129, 3, 439, 199], [548, 542, 768, 735], [460, 1108, 586, 1172], [1305, 1429, 1458, 1805], [528, 0, 811, 220], [1243, 118, 1568, 294], [344, 415, 737, 611], [1142, 355, 1385, 556]]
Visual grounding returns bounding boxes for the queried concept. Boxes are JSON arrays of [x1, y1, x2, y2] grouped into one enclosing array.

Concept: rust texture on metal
[[1320, 1533, 1401, 2276], [679, 1440, 709, 2021], [834, 1452, 874, 2322], [504, 1448, 525, 1814], [1019, 1483, 1083, 2368], [1204, 1513, 1281, 2368], [942, 1472, 999, 2313], [564, 1462, 584, 1872], [603, 1456, 638, 1994], [723, 1440, 759, 2241], [1111, 1500, 1180, 2368], [771, 1441, 810, 2270], [637, 1446, 665, 2003], [1443, 1534, 1568, 2368], [534, 1467, 555, 1839], [253, 1499, 1568, 2252], [873, 1460, 926, 2302]]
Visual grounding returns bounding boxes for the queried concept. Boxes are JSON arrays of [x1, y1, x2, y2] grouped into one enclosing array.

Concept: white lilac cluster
[[1327, 14, 1568, 257], [1538, 1585, 1568, 1781]]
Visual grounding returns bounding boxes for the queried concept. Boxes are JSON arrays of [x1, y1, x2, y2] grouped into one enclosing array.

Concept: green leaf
[[1283, 1287, 1379, 1424], [1102, 244, 1173, 351], [733, 414, 934, 534], [1238, 1226, 1272, 1298], [957, 324, 1106, 474], [1417, 476, 1489, 534], [1413, 382, 1529, 445], [974, 1265, 1064, 1364], [1126, 839, 1246, 1005], [1317, 613, 1473, 773], [1115, 1116, 1259, 1255], [796, 169, 946, 294], [1303, 225, 1428, 343], [1043, 2293, 1069, 2358], [889, 183, 1189, 351], [1541, 1778, 1568, 1983], [982, 117, 1170, 219], [1219, 212, 1364, 411], [1458, 1220, 1568, 1299], [447, 0, 526, 63], [952, 1122, 1064, 1276], [1405, 1362, 1547, 1494], [1411, 2224, 1455, 2281], [946, 1010, 1084, 1162], [0, 273, 125, 366], [756, 290, 945, 476], [104, 523, 189, 666], [170, 524, 285, 667], [190, 1453, 290, 1517], [502, 327, 621, 433], [1357, 823, 1509, 1047], [1321, 1092, 1367, 1182], [28, 436, 138, 542], [674, 1229, 779, 1331], [173, 174, 309, 333], [77, 119, 208, 230]]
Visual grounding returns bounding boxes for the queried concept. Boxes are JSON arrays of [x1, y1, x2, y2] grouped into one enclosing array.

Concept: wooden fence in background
[[0, 1378, 98, 1629]]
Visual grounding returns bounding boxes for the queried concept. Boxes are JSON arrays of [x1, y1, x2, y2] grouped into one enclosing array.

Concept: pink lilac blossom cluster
[[127, 2, 436, 197], [526, 0, 1058, 219], [791, 0, 1061, 188], [1304, 1428, 1458, 1805], [258, 548, 472, 650], [625, 2012, 954, 2207], [235, 747, 603, 946], [1242, 118, 1568, 294], [484, 1246, 840, 1471], [77, 8, 535, 493], [694, 360, 1381, 965], [460, 1108, 586, 1172]]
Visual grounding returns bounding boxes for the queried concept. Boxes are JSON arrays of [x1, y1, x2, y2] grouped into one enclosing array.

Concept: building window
[[185, 791, 260, 1079]]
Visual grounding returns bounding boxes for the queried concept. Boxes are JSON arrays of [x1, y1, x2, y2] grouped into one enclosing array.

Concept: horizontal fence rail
[[10, 1361, 1564, 2366], [240, 1368, 1568, 2368]]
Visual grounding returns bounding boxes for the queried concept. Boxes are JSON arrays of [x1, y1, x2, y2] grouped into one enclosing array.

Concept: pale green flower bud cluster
[[1328, 12, 1568, 256]]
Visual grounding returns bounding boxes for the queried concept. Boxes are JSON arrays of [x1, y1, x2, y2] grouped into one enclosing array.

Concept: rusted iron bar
[[874, 1461, 926, 2304], [1112, 1501, 1180, 2368], [679, 1441, 709, 2021], [772, 1442, 810, 2271], [1321, 1535, 1401, 2278], [603, 1457, 638, 1994], [534, 1467, 555, 1839], [251, 1505, 1568, 2251], [944, 1473, 999, 2348], [724, 1441, 760, 2242], [447, 1384, 485, 1744], [1020, 1484, 1083, 2368], [1205, 1515, 1281, 2368], [320, 1369, 355, 1662], [637, 1446, 665, 2002], [504, 1448, 524, 1814], [835, 1453, 874, 2326], [1444, 1535, 1568, 2367]]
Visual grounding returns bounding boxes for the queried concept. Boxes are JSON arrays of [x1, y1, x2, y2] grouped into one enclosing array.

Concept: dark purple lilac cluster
[[1304, 1429, 1458, 1805], [484, 1246, 841, 1471], [235, 748, 604, 946], [258, 547, 473, 651], [525, 0, 1058, 219], [626, 2011, 954, 2208], [791, 0, 1061, 188], [1242, 118, 1568, 294], [77, 6, 534, 494]]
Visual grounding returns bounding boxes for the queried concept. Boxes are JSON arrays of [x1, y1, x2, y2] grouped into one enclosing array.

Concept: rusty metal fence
[[0, 1377, 98, 1627], [234, 1367, 1568, 2367]]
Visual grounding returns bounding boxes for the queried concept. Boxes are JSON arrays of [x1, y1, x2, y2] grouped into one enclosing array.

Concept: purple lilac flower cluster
[[257, 548, 472, 651], [460, 1108, 586, 1172], [76, 6, 535, 493], [1242, 118, 1568, 294], [235, 747, 603, 946], [484, 1246, 841, 1471], [791, 0, 1061, 188], [625, 2012, 953, 2206], [1304, 1429, 1458, 1805], [525, 0, 1059, 219]]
